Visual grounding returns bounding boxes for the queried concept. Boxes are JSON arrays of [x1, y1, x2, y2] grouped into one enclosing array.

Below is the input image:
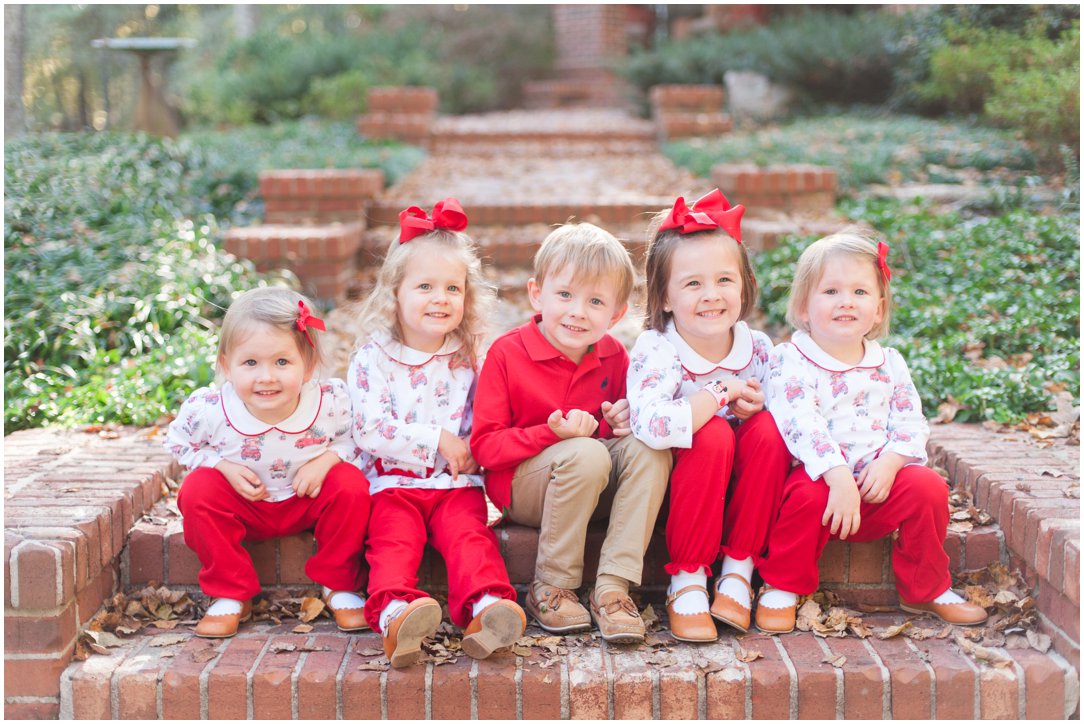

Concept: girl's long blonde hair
[[786, 228, 893, 340], [352, 229, 494, 366]]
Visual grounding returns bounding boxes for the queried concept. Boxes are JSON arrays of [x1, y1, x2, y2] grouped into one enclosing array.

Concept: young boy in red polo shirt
[[471, 223, 672, 644]]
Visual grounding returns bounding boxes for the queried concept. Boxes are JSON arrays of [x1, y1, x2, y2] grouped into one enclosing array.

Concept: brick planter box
[[712, 162, 838, 213], [223, 223, 364, 301], [259, 169, 384, 225], [650, 84, 731, 140], [357, 86, 437, 143]]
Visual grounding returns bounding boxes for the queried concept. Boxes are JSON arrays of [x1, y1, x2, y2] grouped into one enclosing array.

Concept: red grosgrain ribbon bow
[[877, 241, 892, 284], [296, 301, 325, 348], [658, 188, 744, 243], [398, 197, 469, 243]]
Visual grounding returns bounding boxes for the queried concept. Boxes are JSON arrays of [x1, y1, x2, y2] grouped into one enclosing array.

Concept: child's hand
[[857, 453, 907, 505], [215, 460, 269, 502], [292, 451, 340, 498], [438, 429, 474, 480], [821, 466, 862, 540], [729, 378, 765, 421], [547, 409, 599, 439], [601, 399, 631, 437]]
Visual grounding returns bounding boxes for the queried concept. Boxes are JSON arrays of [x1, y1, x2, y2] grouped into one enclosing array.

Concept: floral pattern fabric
[[348, 331, 482, 495], [627, 320, 774, 450], [164, 379, 359, 502], [765, 330, 929, 481]]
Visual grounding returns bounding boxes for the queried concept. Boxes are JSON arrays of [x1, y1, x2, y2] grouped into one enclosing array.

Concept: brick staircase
[[6, 99, 1079, 719]]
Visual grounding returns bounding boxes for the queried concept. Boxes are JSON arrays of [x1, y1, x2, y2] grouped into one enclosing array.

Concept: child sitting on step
[[348, 199, 525, 669], [757, 230, 988, 633], [627, 189, 792, 643], [166, 287, 371, 638], [471, 222, 672, 645]]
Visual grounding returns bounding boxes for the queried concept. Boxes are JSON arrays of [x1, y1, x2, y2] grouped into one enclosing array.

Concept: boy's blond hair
[[217, 286, 322, 378], [533, 223, 635, 306], [787, 228, 893, 340], [352, 229, 495, 367]]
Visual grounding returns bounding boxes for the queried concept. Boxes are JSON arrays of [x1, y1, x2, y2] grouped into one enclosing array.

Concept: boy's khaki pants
[[507, 435, 672, 590]]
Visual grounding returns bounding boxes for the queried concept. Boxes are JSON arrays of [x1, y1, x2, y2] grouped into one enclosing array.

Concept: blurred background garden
[[4, 4, 1079, 435]]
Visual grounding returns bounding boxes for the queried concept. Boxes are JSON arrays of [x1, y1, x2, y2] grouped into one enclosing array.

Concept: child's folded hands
[[215, 459, 269, 502], [547, 408, 600, 439], [600, 399, 631, 437], [439, 429, 479, 480], [728, 378, 764, 420]]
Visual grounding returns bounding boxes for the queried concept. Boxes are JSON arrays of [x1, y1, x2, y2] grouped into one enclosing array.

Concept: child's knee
[[322, 463, 371, 500], [616, 436, 672, 490], [177, 467, 230, 511], [902, 466, 949, 508], [549, 437, 612, 491], [691, 415, 736, 450]]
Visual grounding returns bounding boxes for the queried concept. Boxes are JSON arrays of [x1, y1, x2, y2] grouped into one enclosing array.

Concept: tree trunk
[[234, 5, 259, 39], [4, 5, 26, 137]]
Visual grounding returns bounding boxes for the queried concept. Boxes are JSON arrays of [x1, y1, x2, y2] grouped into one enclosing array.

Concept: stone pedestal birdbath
[[91, 37, 195, 137]]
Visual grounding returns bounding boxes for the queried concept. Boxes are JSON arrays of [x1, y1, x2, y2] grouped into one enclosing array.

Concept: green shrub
[[754, 199, 1079, 422], [622, 9, 904, 109], [303, 70, 370, 120]]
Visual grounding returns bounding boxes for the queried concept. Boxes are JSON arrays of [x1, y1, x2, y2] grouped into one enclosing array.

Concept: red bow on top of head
[[398, 197, 469, 243], [296, 301, 325, 348], [658, 188, 744, 243], [877, 241, 892, 284]]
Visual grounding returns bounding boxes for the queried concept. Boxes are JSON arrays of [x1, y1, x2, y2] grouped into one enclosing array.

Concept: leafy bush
[[754, 199, 1079, 422], [4, 126, 421, 433], [664, 112, 1038, 193], [622, 10, 904, 108], [303, 70, 371, 121]]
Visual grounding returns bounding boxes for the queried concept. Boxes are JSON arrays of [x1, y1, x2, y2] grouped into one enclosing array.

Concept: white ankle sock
[[206, 598, 243, 616], [322, 586, 366, 611], [933, 588, 966, 605], [379, 599, 408, 633], [758, 588, 797, 609], [669, 571, 709, 614], [471, 593, 501, 618], [716, 556, 754, 608]]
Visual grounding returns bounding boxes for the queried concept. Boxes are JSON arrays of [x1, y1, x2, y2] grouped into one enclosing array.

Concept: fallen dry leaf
[[512, 644, 533, 657], [356, 646, 384, 657], [823, 653, 847, 668], [955, 635, 1014, 668], [358, 661, 389, 671], [192, 648, 219, 663], [795, 599, 823, 632], [1026, 630, 1052, 653], [148, 634, 188, 647], [292, 624, 314, 634], [298, 597, 326, 623], [736, 648, 763, 663], [876, 622, 912, 640]]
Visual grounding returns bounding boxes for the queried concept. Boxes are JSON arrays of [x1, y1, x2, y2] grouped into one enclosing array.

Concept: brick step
[[125, 517, 1005, 610], [59, 613, 1078, 720], [425, 138, 660, 157], [367, 199, 675, 230]]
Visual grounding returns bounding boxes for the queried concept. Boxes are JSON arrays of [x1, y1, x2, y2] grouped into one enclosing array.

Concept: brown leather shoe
[[899, 598, 989, 626], [322, 591, 369, 632], [589, 590, 646, 644], [711, 573, 752, 633], [754, 586, 796, 635], [665, 585, 718, 642], [382, 597, 442, 669], [195, 600, 252, 638], [461, 599, 527, 660], [526, 582, 591, 633]]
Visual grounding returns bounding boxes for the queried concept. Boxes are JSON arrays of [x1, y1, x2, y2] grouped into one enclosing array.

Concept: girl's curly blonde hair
[[352, 229, 494, 366]]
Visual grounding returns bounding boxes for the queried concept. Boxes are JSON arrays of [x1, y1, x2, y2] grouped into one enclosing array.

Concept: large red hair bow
[[658, 188, 744, 243], [877, 241, 892, 284], [398, 197, 469, 243], [296, 301, 325, 348]]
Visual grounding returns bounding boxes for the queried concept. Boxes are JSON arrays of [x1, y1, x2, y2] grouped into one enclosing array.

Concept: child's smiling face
[[802, 255, 886, 360], [221, 322, 313, 424], [664, 234, 744, 362], [528, 267, 627, 364], [396, 243, 468, 353]]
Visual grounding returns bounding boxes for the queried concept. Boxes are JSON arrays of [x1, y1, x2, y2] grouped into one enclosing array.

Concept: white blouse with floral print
[[347, 331, 483, 496], [164, 379, 359, 502], [628, 320, 774, 450], [765, 330, 929, 481]]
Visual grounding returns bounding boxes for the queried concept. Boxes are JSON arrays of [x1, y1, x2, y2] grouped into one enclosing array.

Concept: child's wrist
[[701, 380, 731, 408]]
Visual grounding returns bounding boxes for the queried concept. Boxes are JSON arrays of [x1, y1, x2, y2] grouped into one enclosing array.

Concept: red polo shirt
[[471, 315, 629, 514]]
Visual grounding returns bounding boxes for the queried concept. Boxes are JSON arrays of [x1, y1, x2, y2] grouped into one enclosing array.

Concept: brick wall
[[259, 169, 383, 225], [357, 86, 437, 144], [713, 162, 838, 214], [650, 84, 732, 140]]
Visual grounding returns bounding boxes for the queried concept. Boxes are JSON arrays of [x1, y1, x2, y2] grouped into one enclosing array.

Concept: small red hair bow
[[398, 197, 469, 243], [296, 301, 325, 348], [659, 188, 744, 243], [877, 241, 892, 284]]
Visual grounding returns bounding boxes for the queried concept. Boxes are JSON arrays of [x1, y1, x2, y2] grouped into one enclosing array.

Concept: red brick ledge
[[928, 423, 1080, 671]]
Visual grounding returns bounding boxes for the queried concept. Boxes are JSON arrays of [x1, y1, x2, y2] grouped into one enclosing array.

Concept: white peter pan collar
[[221, 379, 323, 436], [663, 320, 754, 375], [371, 330, 463, 367], [791, 330, 886, 372]]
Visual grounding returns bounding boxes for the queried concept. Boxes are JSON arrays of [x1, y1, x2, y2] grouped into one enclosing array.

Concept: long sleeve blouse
[[627, 320, 774, 450], [764, 331, 929, 481], [163, 379, 358, 502], [347, 331, 482, 496]]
